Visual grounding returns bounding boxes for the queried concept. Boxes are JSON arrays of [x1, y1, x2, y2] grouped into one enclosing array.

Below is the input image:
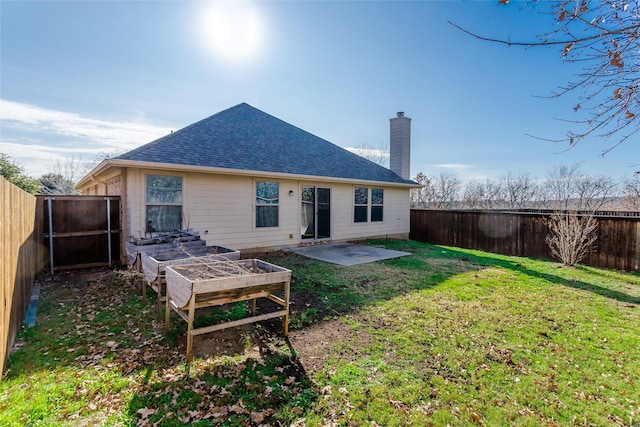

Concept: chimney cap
[[397, 112, 404, 117]]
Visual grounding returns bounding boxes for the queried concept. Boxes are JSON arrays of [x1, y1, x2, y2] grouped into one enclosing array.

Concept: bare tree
[[501, 171, 538, 210], [541, 163, 618, 210], [541, 163, 584, 209], [483, 178, 506, 209], [462, 180, 485, 209], [451, 1, 640, 154], [348, 142, 389, 167], [573, 174, 618, 211], [621, 174, 640, 210], [431, 171, 462, 209], [460, 178, 506, 209], [410, 172, 433, 208], [82, 149, 125, 176], [540, 163, 619, 266], [410, 172, 461, 209], [545, 212, 598, 267], [39, 157, 84, 195], [38, 173, 75, 195]]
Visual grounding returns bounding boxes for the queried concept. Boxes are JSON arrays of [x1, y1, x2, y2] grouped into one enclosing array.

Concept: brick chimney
[[389, 111, 411, 180]]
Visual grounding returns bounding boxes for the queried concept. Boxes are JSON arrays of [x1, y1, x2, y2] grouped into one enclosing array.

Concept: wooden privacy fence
[[1, 177, 45, 378], [39, 196, 121, 272], [410, 209, 640, 271]]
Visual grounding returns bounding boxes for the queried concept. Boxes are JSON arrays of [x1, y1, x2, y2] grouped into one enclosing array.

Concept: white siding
[[122, 168, 410, 251], [330, 183, 410, 242], [126, 168, 144, 240]]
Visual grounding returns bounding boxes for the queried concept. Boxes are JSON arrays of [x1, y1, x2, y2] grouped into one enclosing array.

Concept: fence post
[[106, 197, 112, 267], [47, 197, 54, 274]]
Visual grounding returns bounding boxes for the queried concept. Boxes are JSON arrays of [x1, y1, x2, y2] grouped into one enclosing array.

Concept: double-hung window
[[146, 175, 182, 233], [256, 181, 279, 227], [371, 188, 384, 222], [354, 187, 384, 223], [354, 187, 368, 223]]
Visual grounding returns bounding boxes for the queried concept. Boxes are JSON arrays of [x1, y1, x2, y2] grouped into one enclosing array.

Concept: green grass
[[1, 240, 638, 426]]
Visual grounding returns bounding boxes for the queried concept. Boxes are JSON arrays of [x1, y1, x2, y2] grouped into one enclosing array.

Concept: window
[[354, 187, 368, 223], [146, 175, 182, 233], [371, 188, 384, 222], [354, 187, 384, 223], [256, 181, 279, 227]]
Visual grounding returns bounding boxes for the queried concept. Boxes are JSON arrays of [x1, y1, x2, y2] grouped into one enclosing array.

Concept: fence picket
[[1, 177, 44, 378], [410, 209, 640, 271]]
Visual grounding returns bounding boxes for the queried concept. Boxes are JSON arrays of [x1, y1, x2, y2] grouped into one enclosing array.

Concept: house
[[76, 103, 419, 262]]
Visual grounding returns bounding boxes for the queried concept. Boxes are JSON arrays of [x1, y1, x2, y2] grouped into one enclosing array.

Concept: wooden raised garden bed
[[164, 259, 291, 362], [125, 230, 204, 267], [140, 245, 241, 309]]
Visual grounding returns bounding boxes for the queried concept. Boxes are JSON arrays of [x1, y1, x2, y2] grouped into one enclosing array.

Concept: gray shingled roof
[[116, 103, 414, 185]]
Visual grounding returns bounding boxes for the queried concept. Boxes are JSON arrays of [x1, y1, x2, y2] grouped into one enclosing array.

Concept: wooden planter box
[[164, 259, 291, 362], [125, 238, 205, 267], [140, 246, 241, 309]]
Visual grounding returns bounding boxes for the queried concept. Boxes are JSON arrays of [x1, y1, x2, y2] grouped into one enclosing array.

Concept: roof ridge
[[112, 103, 415, 185], [115, 103, 250, 159]]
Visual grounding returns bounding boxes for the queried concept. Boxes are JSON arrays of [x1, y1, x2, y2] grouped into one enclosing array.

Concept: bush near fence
[[0, 177, 45, 377], [410, 209, 640, 272]]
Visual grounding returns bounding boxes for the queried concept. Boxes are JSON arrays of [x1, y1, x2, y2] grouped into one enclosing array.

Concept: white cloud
[[345, 146, 389, 167], [433, 163, 472, 170], [1, 99, 171, 149], [345, 147, 389, 157], [0, 99, 173, 176]]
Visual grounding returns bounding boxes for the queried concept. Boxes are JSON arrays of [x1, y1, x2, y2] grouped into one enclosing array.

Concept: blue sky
[[1, 1, 637, 182]]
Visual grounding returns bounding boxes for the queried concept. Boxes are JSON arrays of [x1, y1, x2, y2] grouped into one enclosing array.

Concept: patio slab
[[288, 243, 411, 266]]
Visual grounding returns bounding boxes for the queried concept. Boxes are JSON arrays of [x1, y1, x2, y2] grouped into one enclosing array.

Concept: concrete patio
[[288, 242, 411, 266]]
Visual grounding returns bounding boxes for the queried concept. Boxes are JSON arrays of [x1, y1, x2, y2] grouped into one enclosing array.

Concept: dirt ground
[[184, 291, 371, 375], [32, 266, 369, 377]]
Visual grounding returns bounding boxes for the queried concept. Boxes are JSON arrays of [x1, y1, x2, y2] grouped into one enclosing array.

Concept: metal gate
[[40, 196, 121, 272]]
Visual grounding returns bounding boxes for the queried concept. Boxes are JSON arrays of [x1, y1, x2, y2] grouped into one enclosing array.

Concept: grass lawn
[[1, 240, 639, 426]]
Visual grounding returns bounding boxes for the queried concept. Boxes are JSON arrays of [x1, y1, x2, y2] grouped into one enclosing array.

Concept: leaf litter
[[5, 267, 318, 426]]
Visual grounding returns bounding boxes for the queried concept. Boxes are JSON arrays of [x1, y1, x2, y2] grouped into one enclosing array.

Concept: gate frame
[[39, 195, 122, 272]]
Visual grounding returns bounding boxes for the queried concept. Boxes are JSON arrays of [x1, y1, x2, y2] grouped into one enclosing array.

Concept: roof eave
[[75, 159, 116, 190], [80, 159, 421, 188]]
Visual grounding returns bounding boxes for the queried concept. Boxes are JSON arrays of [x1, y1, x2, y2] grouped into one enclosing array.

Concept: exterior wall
[[125, 168, 144, 240], [118, 168, 411, 251], [105, 175, 122, 195], [331, 183, 410, 242], [82, 183, 99, 195], [78, 171, 122, 196]]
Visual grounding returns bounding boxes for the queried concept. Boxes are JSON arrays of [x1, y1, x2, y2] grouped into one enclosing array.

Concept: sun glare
[[198, 2, 265, 65]]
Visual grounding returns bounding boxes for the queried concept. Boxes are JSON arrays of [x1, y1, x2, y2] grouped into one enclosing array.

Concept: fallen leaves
[[136, 407, 156, 420], [130, 357, 316, 426], [25, 271, 318, 426]]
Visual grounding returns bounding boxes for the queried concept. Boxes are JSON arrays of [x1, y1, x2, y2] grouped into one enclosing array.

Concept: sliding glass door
[[301, 186, 330, 240]]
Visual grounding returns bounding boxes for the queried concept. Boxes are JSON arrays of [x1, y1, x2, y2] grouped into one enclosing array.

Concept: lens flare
[[198, 2, 265, 65]]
